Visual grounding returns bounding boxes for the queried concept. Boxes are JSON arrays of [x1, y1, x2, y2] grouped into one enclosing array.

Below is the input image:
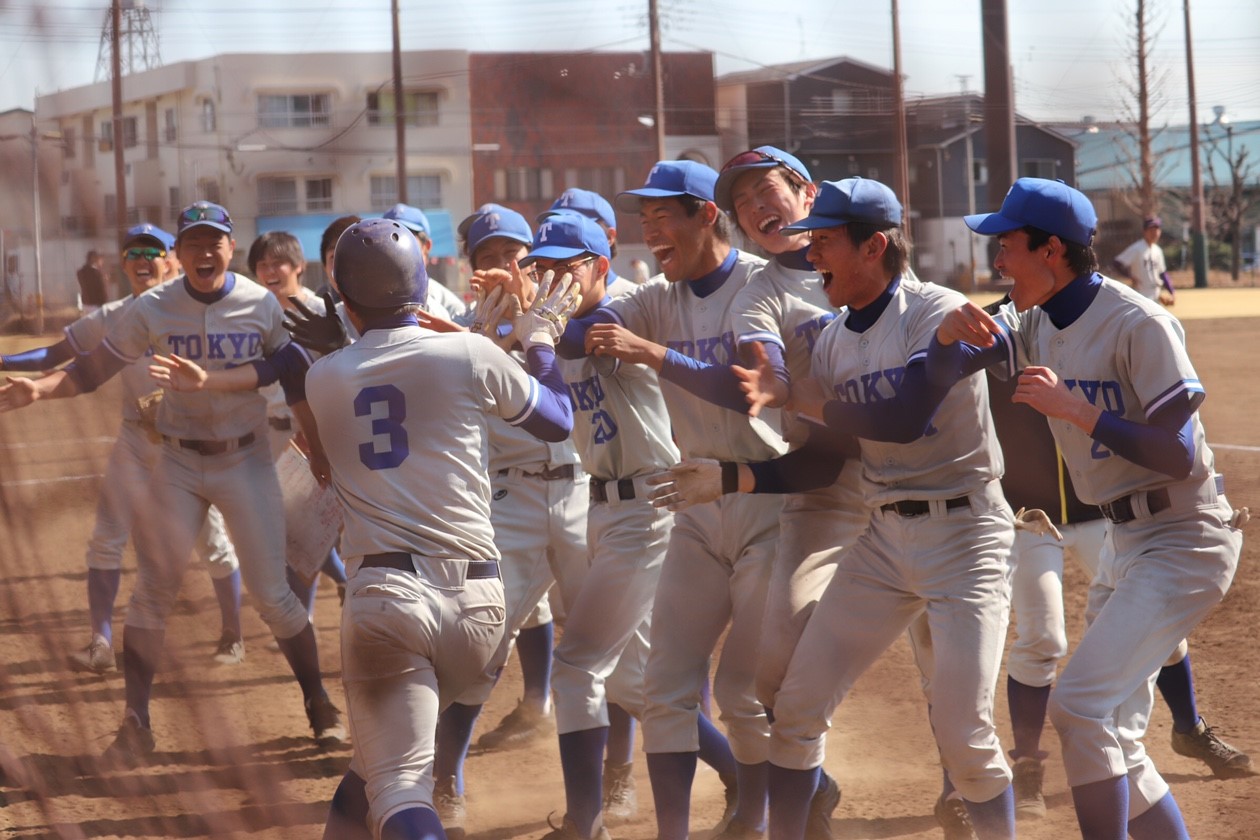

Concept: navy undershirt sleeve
[[820, 361, 952, 443], [1090, 394, 1201, 479], [65, 344, 128, 393], [658, 350, 750, 413], [925, 334, 1004, 387], [521, 345, 574, 442], [737, 341, 789, 388], [1, 339, 75, 371], [748, 422, 858, 494], [557, 308, 617, 359]]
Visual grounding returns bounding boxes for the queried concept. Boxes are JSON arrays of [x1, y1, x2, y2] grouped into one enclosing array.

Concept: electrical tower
[[95, 1, 163, 83]]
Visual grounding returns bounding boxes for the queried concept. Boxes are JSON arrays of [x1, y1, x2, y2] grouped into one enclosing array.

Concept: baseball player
[[537, 188, 638, 298], [381, 203, 470, 321], [514, 212, 679, 840], [304, 217, 576, 840], [0, 201, 345, 762], [246, 230, 349, 613], [676, 177, 1017, 839], [984, 361, 1255, 823], [933, 177, 1244, 839], [0, 223, 245, 671], [558, 160, 786, 840], [426, 203, 592, 836], [1111, 216, 1175, 304]]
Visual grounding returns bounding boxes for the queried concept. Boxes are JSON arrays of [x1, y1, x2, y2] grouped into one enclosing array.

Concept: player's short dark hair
[[320, 215, 362, 264], [1022, 226, 1098, 275], [676, 195, 731, 243], [247, 231, 305, 276], [842, 222, 910, 276]]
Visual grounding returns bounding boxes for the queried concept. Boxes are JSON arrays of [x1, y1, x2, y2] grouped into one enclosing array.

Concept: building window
[[973, 159, 988, 186], [202, 100, 216, 132], [164, 108, 177, 143], [495, 167, 553, 202], [367, 90, 440, 127], [306, 178, 334, 212], [197, 177, 221, 205], [168, 186, 181, 220], [62, 127, 76, 160], [1021, 159, 1058, 179], [831, 89, 852, 114], [565, 167, 624, 198], [258, 93, 332, 129], [258, 177, 299, 215], [100, 120, 136, 150], [369, 174, 442, 210]]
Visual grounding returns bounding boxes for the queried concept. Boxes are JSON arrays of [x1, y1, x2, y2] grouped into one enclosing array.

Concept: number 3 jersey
[[305, 325, 549, 567]]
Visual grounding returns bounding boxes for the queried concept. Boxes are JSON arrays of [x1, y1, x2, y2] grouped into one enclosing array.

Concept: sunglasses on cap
[[721, 149, 803, 179], [124, 247, 167, 261], [179, 204, 233, 226]]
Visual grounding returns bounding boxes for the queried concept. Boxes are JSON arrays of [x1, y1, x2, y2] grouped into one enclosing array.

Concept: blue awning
[[257, 209, 457, 260]]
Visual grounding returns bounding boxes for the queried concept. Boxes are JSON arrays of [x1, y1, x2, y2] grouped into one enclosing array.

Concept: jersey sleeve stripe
[[503, 376, 541, 427], [64, 328, 88, 356], [1144, 378, 1204, 417], [100, 336, 139, 365], [736, 330, 785, 349], [907, 348, 928, 365]]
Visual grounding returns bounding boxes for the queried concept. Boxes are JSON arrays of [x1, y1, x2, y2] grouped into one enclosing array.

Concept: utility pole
[[648, 0, 666, 161], [958, 75, 977, 291], [110, 0, 126, 244], [31, 119, 45, 335], [391, 0, 407, 204], [1183, 0, 1208, 288], [891, 0, 911, 239]]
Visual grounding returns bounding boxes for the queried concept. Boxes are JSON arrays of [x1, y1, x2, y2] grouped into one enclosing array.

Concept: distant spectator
[[630, 257, 651, 285], [1113, 216, 1175, 305], [76, 250, 109, 312]]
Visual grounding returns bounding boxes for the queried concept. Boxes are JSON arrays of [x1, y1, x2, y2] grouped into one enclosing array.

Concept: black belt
[[268, 416, 293, 432], [498, 463, 576, 481], [165, 431, 255, 456], [1099, 488, 1172, 524], [360, 551, 500, 579], [880, 495, 970, 517], [590, 478, 637, 504]]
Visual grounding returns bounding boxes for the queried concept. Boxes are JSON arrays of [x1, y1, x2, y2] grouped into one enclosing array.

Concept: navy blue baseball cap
[[176, 201, 233, 237], [780, 178, 902, 232], [615, 161, 718, 214], [965, 178, 1097, 247], [538, 188, 617, 229], [522, 213, 612, 266], [714, 146, 812, 211], [382, 203, 432, 238], [123, 222, 176, 251], [458, 204, 534, 258]]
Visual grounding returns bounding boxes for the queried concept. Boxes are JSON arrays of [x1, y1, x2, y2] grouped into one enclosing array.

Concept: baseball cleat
[[710, 818, 764, 840], [708, 773, 738, 835], [212, 634, 245, 665], [434, 775, 466, 840], [101, 710, 155, 768], [305, 692, 347, 748], [805, 770, 841, 840], [539, 813, 611, 840], [1171, 717, 1257, 779], [933, 793, 978, 840], [474, 698, 553, 751], [1012, 756, 1046, 820], [70, 635, 115, 674], [602, 760, 638, 822]]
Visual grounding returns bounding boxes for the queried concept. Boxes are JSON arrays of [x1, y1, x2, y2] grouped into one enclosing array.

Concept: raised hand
[[645, 459, 724, 511], [149, 353, 208, 392], [283, 289, 347, 354], [512, 271, 581, 351]]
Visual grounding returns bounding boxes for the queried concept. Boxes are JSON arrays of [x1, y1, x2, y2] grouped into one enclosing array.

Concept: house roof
[[907, 94, 1078, 150], [718, 56, 892, 86]]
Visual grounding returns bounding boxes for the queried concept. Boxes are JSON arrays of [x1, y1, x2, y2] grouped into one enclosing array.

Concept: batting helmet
[[333, 218, 428, 309]]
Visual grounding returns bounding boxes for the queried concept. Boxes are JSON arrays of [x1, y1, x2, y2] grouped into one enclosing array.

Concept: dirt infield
[[1, 308, 1258, 839]]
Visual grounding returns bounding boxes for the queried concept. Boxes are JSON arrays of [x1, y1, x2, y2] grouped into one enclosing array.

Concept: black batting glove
[[283, 289, 348, 354]]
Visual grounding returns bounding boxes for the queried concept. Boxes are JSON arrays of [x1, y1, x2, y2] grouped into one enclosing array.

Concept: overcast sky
[[1, 0, 1257, 125]]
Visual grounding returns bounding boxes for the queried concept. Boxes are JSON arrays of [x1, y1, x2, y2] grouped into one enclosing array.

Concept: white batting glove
[[469, 285, 520, 337], [646, 459, 724, 512], [1013, 507, 1064, 541], [512, 270, 581, 352]]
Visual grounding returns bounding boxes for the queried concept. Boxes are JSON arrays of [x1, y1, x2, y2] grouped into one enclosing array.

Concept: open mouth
[[757, 214, 783, 235], [650, 244, 676, 269], [820, 269, 834, 289], [196, 264, 215, 281]]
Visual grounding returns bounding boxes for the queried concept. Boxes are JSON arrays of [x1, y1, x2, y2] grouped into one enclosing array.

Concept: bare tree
[[1116, 0, 1174, 217], [1203, 122, 1256, 281]]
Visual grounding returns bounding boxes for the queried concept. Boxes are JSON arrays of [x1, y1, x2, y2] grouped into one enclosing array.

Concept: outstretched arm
[[0, 339, 76, 372], [0, 369, 81, 413]]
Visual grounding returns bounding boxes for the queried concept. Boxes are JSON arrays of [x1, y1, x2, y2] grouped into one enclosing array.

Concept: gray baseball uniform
[[608, 253, 786, 763], [990, 279, 1241, 816], [770, 277, 1015, 808]]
